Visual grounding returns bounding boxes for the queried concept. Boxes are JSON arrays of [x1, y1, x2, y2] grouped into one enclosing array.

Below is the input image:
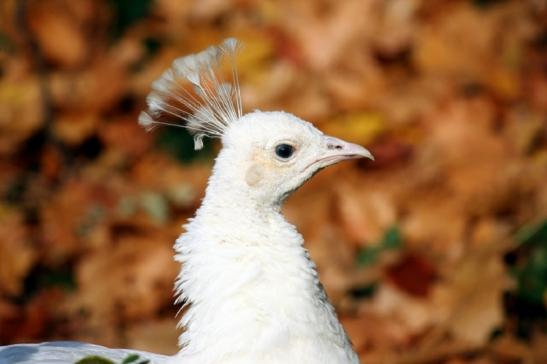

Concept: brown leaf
[[334, 180, 397, 245], [531, 333, 547, 364], [28, 0, 89, 68], [386, 253, 437, 298], [342, 313, 412, 354], [99, 117, 153, 157], [53, 112, 97, 146], [0, 289, 65, 343], [0, 208, 35, 296], [40, 179, 112, 264], [131, 154, 209, 200], [73, 236, 178, 321], [0, 76, 43, 155], [50, 57, 128, 113], [323, 112, 386, 146], [432, 250, 511, 345], [360, 283, 437, 341], [126, 319, 179, 355]]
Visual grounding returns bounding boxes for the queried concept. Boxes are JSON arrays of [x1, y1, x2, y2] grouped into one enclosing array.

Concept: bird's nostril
[[327, 143, 343, 150]]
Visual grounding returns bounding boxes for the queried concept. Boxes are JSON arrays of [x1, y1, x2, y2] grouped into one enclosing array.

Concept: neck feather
[[171, 165, 357, 363]]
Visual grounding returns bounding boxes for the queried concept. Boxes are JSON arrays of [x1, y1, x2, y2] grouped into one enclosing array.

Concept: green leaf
[[75, 356, 115, 364], [117, 196, 137, 217], [357, 225, 403, 267], [349, 282, 379, 299], [24, 265, 76, 298], [472, 0, 508, 8], [381, 226, 402, 250], [77, 205, 106, 237], [121, 354, 140, 364], [356, 246, 380, 267], [107, 0, 154, 39], [155, 128, 214, 164], [0, 32, 16, 54], [131, 37, 164, 73], [140, 192, 169, 224], [514, 246, 547, 305], [516, 220, 547, 247]]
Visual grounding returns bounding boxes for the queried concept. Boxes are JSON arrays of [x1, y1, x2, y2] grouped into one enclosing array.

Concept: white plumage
[[139, 38, 242, 150], [0, 342, 168, 363], [0, 39, 373, 364]]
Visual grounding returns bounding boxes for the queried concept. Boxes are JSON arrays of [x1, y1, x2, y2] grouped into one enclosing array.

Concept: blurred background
[[0, 0, 546, 362]]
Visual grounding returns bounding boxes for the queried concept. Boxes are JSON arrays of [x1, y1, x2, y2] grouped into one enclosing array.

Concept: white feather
[[140, 38, 242, 150], [0, 342, 168, 364], [138, 111, 155, 130], [152, 69, 176, 93]]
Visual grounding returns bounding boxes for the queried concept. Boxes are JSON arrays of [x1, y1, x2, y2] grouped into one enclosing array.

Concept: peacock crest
[[138, 38, 242, 150]]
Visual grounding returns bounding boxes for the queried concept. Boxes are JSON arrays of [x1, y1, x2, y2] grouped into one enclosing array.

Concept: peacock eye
[[275, 143, 295, 159]]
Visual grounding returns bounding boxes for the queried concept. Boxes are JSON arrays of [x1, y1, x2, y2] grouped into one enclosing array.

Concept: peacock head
[[139, 38, 373, 205], [219, 110, 372, 203]]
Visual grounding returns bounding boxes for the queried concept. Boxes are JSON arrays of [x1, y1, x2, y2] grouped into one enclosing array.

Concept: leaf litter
[[0, 0, 546, 362]]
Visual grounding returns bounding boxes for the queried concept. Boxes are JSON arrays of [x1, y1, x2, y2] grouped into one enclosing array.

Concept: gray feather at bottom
[[0, 341, 168, 364]]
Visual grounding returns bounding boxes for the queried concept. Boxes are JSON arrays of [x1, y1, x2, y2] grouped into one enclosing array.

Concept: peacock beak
[[322, 136, 374, 162], [303, 136, 374, 173]]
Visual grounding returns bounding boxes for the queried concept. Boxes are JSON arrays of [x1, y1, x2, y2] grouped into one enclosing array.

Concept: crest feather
[[138, 38, 242, 150]]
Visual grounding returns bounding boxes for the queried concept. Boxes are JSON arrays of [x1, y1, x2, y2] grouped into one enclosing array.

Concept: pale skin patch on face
[[245, 163, 264, 187], [245, 146, 279, 187]]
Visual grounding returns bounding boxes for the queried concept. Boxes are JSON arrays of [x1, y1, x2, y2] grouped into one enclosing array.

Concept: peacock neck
[[172, 174, 325, 361], [171, 162, 358, 364]]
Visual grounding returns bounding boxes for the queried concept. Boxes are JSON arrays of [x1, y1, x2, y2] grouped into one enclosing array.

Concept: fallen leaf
[[433, 249, 512, 345], [73, 236, 178, 321], [126, 319, 179, 355], [0, 207, 35, 296], [0, 76, 43, 155], [28, 0, 89, 68], [53, 112, 97, 146], [386, 253, 437, 298], [324, 112, 386, 146]]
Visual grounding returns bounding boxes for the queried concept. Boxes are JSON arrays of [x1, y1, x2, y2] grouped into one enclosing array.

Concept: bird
[[0, 38, 373, 364]]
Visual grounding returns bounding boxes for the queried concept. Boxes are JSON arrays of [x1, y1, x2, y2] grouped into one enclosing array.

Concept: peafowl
[[0, 39, 373, 364]]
